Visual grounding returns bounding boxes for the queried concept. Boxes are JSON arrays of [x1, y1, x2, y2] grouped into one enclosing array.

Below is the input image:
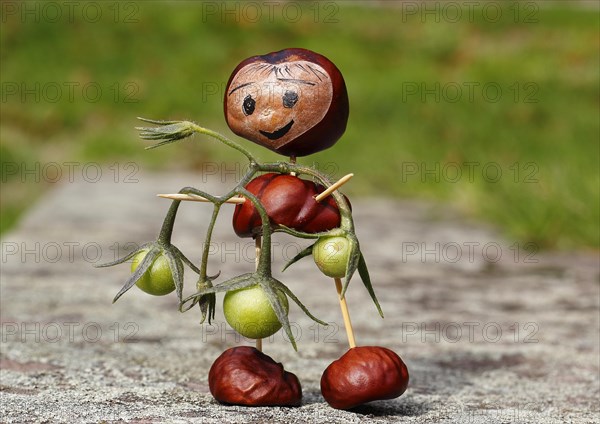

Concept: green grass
[[1, 2, 598, 249]]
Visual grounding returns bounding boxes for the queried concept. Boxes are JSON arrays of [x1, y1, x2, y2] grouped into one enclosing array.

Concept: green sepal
[[281, 243, 314, 272], [195, 276, 217, 325], [137, 117, 181, 125], [172, 245, 200, 274], [273, 280, 328, 326], [260, 278, 298, 351], [358, 252, 384, 318], [93, 242, 153, 268], [179, 273, 255, 312], [112, 246, 160, 303], [163, 248, 185, 303], [341, 234, 361, 299], [136, 117, 196, 149]]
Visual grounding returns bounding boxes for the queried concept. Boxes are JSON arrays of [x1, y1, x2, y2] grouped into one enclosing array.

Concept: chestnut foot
[[320, 346, 409, 410], [209, 346, 302, 406]]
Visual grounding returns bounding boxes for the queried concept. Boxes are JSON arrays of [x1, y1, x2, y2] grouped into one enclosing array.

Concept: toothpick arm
[[156, 173, 354, 205], [156, 193, 245, 204], [314, 173, 353, 202]]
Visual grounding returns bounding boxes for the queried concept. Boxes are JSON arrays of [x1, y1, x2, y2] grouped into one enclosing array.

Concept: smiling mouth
[[259, 120, 294, 140]]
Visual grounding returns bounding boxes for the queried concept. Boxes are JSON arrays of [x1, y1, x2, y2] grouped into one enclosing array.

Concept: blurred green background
[[1, 1, 598, 249]]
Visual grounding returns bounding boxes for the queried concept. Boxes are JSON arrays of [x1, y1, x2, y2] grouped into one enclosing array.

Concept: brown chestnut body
[[209, 346, 302, 406], [224, 48, 349, 157], [320, 346, 409, 410], [232, 173, 346, 238]]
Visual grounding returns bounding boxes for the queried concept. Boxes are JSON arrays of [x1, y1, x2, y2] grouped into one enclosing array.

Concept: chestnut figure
[[232, 173, 346, 238], [209, 346, 302, 407], [320, 346, 409, 410], [224, 48, 349, 157]]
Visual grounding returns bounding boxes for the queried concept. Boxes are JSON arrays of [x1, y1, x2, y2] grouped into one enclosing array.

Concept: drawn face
[[224, 49, 349, 157], [226, 61, 333, 150]]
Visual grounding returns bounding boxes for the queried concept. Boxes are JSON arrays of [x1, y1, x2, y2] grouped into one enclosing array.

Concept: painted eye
[[282, 91, 298, 108], [243, 95, 256, 116]]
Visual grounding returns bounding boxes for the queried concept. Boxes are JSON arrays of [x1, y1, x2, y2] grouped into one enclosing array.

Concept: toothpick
[[334, 277, 356, 349], [255, 337, 262, 352], [157, 172, 353, 205], [156, 193, 245, 204], [314, 174, 353, 203], [255, 235, 263, 352]]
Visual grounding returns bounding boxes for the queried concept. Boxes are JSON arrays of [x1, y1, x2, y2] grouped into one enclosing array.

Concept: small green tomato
[[313, 236, 351, 278], [223, 285, 289, 339], [131, 249, 176, 296]]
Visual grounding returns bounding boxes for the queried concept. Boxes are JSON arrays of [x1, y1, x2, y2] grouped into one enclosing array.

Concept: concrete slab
[[1, 172, 598, 423]]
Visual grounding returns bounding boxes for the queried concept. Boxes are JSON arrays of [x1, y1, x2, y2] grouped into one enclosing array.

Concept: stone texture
[[1, 172, 598, 423]]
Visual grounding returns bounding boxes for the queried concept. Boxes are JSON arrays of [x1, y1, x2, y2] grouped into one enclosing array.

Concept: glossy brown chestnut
[[224, 48, 349, 157], [320, 346, 409, 410], [208, 346, 302, 407], [232, 173, 347, 238]]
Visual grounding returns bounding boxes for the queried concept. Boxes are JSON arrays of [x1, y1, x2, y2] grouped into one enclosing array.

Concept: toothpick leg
[[334, 277, 356, 349], [255, 235, 263, 352]]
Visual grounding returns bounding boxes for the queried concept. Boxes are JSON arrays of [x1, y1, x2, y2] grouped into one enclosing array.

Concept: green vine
[[96, 117, 383, 351]]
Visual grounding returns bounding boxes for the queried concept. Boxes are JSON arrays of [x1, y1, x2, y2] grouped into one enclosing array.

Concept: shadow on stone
[[350, 398, 429, 417]]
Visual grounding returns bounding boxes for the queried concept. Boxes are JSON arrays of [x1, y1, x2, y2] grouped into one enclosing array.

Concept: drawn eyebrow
[[307, 65, 326, 81], [276, 78, 316, 86], [228, 82, 254, 96]]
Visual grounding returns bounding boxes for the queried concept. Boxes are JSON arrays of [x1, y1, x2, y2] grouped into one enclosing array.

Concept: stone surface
[[1, 172, 598, 423]]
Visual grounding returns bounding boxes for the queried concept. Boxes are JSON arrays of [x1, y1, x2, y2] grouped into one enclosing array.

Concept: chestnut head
[[224, 48, 349, 157]]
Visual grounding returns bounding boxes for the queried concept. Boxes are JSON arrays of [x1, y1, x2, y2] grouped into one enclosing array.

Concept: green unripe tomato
[[223, 285, 289, 339], [313, 236, 351, 278], [131, 250, 176, 296]]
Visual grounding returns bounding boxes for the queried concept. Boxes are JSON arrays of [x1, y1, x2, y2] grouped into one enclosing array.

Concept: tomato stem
[[236, 187, 272, 277], [157, 200, 181, 245], [190, 123, 257, 163], [199, 204, 221, 282]]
